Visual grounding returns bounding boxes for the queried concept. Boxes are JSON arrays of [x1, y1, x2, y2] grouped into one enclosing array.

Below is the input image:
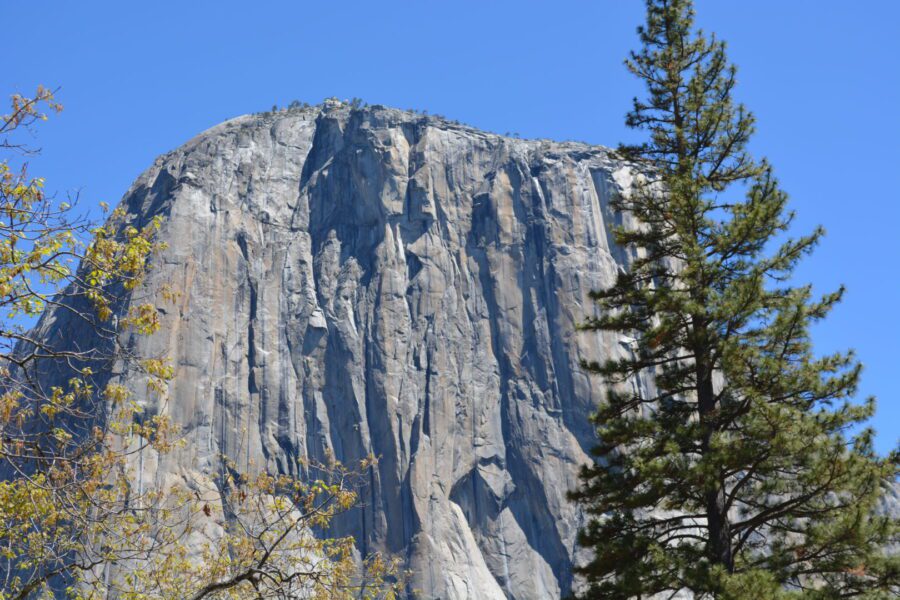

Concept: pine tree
[[570, 1, 898, 597]]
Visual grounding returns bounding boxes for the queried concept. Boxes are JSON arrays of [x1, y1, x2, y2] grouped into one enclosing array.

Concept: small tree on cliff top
[[571, 0, 898, 597]]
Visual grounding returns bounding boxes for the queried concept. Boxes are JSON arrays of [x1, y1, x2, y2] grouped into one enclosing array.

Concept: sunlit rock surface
[[35, 102, 651, 599]]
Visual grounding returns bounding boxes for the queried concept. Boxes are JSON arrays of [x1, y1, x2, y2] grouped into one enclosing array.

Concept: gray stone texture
[[40, 102, 648, 599]]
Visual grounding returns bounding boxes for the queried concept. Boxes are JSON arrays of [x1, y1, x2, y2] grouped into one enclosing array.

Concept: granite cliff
[[32, 101, 648, 599]]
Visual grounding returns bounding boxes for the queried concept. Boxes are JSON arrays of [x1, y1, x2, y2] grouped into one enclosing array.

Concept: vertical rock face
[[37, 103, 641, 599]]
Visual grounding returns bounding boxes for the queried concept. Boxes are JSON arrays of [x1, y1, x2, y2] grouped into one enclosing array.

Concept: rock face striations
[[36, 102, 644, 599]]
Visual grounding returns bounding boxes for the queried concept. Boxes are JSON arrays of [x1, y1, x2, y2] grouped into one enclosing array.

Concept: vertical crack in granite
[[29, 102, 648, 599]]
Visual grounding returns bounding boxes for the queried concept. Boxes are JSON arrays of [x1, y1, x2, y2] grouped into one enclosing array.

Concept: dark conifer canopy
[[571, 0, 898, 597]]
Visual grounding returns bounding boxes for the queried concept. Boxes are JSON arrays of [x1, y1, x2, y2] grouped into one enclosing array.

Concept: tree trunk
[[696, 349, 734, 572], [705, 480, 733, 571]]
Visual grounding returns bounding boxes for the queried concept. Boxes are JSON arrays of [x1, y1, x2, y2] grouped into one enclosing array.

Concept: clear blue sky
[[5, 1, 898, 454]]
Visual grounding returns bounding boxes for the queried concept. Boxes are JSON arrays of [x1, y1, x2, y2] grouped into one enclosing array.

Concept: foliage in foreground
[[65, 455, 403, 600], [571, 0, 898, 598]]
